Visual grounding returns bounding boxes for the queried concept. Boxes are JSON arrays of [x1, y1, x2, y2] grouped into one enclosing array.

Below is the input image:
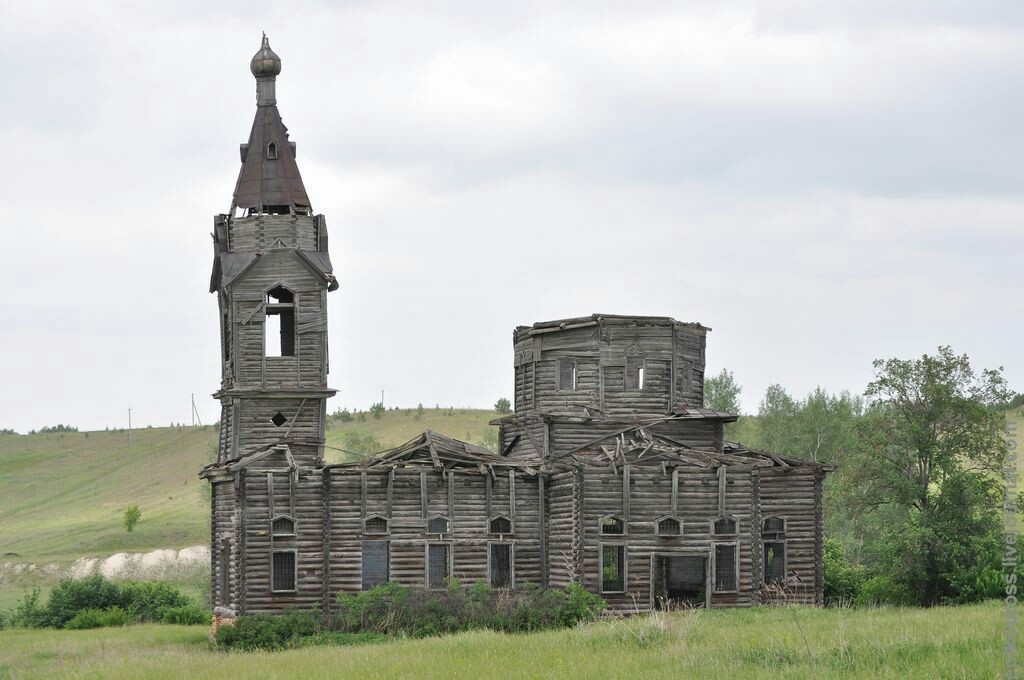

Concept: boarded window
[[713, 516, 737, 536], [428, 515, 450, 534], [601, 545, 626, 593], [600, 515, 624, 535], [489, 516, 512, 534], [558, 358, 577, 390], [427, 543, 450, 589], [656, 516, 681, 536], [714, 544, 737, 592], [265, 286, 295, 357], [362, 540, 389, 590], [271, 516, 295, 536], [272, 551, 296, 592], [764, 542, 785, 584], [489, 543, 512, 588], [625, 356, 645, 389], [364, 516, 388, 535], [762, 517, 786, 540]]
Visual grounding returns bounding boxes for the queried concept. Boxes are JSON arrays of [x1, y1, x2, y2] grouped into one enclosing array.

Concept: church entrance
[[651, 553, 709, 609]]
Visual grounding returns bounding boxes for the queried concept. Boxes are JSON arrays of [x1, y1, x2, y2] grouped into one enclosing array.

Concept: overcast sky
[[1, 1, 1022, 432]]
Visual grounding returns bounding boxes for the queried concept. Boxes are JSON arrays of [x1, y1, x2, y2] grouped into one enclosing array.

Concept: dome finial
[[250, 33, 281, 106]]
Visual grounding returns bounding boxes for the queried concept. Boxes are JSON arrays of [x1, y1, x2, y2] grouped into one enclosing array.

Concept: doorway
[[651, 554, 708, 609]]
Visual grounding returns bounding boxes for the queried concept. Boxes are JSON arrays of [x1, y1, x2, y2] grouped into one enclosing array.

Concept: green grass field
[[0, 408, 498, 563], [0, 602, 1014, 679]]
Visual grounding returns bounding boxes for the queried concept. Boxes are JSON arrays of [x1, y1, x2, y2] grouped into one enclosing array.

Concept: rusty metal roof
[[232, 105, 311, 212]]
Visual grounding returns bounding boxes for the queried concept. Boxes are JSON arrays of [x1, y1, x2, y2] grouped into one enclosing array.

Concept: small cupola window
[[267, 142, 279, 160]]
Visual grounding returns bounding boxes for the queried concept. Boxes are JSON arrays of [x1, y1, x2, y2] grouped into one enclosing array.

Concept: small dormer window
[[364, 515, 389, 535], [267, 142, 278, 159], [271, 515, 295, 537], [599, 514, 625, 535], [655, 515, 682, 537], [712, 515, 737, 536], [427, 515, 450, 534], [489, 515, 512, 534]]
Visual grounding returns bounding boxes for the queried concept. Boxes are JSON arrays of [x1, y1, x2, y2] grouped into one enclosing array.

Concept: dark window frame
[[711, 515, 738, 537], [558, 357, 578, 391], [427, 514, 450, 535], [625, 356, 646, 390], [361, 539, 390, 591], [655, 515, 682, 537], [271, 549, 297, 593], [763, 541, 787, 585], [488, 515, 513, 535], [425, 541, 453, 590], [712, 541, 739, 593], [363, 514, 390, 535], [487, 541, 514, 588], [264, 284, 296, 358], [599, 543, 627, 594]]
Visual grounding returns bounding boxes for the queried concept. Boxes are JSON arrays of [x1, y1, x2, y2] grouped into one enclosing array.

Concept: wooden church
[[201, 37, 832, 619]]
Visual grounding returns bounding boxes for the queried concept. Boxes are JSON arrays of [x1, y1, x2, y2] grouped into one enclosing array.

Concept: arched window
[[489, 515, 512, 534], [271, 515, 295, 537], [265, 285, 295, 357], [267, 142, 278, 159], [363, 515, 389, 535], [655, 515, 682, 536], [712, 515, 737, 536], [762, 517, 786, 540], [427, 514, 450, 534], [599, 514, 625, 536]]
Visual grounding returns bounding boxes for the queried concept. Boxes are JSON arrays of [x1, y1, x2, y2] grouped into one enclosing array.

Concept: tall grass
[[0, 601, 1012, 679]]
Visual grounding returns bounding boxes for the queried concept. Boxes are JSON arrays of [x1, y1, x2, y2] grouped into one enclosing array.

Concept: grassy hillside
[[0, 601, 1013, 678], [0, 409, 498, 563]]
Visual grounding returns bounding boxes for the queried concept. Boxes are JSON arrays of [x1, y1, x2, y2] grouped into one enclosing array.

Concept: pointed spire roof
[[232, 35, 311, 213]]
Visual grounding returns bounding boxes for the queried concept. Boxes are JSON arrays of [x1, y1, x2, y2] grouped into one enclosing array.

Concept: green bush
[[823, 538, 867, 605], [335, 581, 605, 637], [6, 589, 47, 629], [856, 575, 912, 607], [119, 581, 191, 622], [215, 610, 323, 651], [45, 575, 123, 628], [65, 607, 132, 630], [294, 631, 388, 648], [161, 604, 212, 626]]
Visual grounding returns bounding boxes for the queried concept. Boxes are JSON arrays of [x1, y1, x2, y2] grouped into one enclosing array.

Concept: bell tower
[[210, 35, 339, 470]]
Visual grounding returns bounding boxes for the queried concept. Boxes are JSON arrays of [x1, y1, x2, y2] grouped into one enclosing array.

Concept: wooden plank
[[360, 471, 367, 519], [538, 474, 547, 588], [509, 469, 516, 522], [671, 467, 679, 516], [717, 465, 726, 516], [447, 471, 455, 521], [623, 464, 631, 521], [420, 471, 427, 520], [485, 473, 492, 519], [387, 468, 394, 519]]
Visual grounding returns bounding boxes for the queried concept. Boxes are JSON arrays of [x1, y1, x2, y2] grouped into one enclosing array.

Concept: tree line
[[705, 346, 1017, 606]]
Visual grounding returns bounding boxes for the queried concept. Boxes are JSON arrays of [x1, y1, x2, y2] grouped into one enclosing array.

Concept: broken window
[[362, 540, 389, 590], [364, 515, 389, 535], [271, 551, 296, 592], [599, 515, 625, 535], [427, 515, 450, 534], [427, 543, 451, 589], [762, 516, 786, 540], [558, 358, 577, 390], [489, 515, 512, 534], [656, 516, 682, 536], [271, 515, 295, 536], [712, 516, 737, 536], [600, 544, 626, 593], [267, 142, 278, 159], [265, 285, 295, 357], [625, 356, 645, 389], [489, 543, 512, 588], [713, 543, 737, 592], [764, 542, 786, 585]]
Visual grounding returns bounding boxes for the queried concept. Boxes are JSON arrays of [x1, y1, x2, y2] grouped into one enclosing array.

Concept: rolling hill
[[0, 408, 499, 563]]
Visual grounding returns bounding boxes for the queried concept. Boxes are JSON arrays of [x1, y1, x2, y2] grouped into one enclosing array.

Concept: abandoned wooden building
[[201, 38, 832, 619]]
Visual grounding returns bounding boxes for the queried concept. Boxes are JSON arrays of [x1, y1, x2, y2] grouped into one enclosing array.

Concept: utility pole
[[128, 405, 132, 442], [191, 394, 195, 426], [381, 388, 384, 409]]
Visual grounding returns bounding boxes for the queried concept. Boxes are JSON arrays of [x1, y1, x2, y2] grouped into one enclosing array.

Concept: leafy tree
[[494, 398, 512, 415], [756, 386, 861, 464], [703, 369, 741, 414], [123, 505, 141, 533], [851, 346, 1011, 605], [369, 402, 385, 419]]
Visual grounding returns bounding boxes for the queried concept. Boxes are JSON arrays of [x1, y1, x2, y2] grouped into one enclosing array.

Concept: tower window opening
[[265, 286, 295, 357], [267, 142, 278, 159], [626, 356, 646, 390]]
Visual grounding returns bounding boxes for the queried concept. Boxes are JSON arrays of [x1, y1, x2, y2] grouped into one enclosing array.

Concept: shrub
[[119, 581, 191, 622], [7, 588, 48, 629], [215, 610, 323, 651], [161, 604, 212, 625], [495, 398, 511, 414], [65, 607, 131, 630], [123, 504, 141, 532], [856, 575, 912, 607], [823, 538, 866, 605], [335, 582, 605, 637], [45, 575, 123, 628]]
